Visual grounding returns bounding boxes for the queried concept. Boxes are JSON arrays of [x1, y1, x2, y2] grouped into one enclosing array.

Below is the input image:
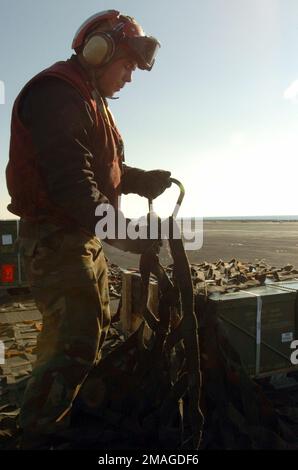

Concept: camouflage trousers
[[18, 221, 110, 437]]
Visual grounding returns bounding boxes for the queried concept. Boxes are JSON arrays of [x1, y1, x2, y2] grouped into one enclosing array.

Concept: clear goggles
[[124, 36, 160, 71]]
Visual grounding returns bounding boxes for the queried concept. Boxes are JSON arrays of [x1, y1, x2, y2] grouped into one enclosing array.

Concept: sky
[[1, 0, 298, 219]]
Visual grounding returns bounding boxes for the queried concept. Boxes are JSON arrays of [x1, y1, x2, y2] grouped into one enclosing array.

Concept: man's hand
[[139, 170, 171, 200], [121, 166, 172, 199]]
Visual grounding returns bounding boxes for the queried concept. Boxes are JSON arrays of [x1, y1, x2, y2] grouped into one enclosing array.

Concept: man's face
[[96, 57, 137, 97]]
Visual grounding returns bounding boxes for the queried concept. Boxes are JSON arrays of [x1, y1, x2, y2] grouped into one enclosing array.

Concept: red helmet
[[72, 10, 160, 71]]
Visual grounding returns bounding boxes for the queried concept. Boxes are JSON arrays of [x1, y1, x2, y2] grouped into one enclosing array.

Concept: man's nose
[[125, 70, 133, 83]]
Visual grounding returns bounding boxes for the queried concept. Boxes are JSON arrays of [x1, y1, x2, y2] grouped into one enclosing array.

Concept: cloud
[[284, 80, 298, 102]]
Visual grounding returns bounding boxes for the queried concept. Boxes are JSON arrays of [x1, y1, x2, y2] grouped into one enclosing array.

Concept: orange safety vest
[[6, 57, 123, 225]]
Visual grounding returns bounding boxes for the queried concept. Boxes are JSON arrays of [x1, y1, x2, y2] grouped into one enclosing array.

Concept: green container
[[266, 279, 298, 293], [207, 285, 298, 377], [0, 219, 19, 254], [0, 219, 27, 288]]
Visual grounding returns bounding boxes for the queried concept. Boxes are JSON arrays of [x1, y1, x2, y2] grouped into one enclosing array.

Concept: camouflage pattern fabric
[[17, 221, 110, 442]]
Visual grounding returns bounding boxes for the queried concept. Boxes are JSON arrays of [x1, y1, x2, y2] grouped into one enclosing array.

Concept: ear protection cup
[[73, 10, 160, 71], [82, 32, 115, 67]]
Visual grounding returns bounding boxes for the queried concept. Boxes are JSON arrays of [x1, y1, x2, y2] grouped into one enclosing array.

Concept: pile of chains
[[176, 259, 298, 296], [107, 258, 298, 299], [107, 262, 122, 298]]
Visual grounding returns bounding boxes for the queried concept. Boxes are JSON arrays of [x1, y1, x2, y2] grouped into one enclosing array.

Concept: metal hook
[[147, 178, 185, 218]]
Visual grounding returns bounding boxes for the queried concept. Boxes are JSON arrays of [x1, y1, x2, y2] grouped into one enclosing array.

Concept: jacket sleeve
[[19, 77, 109, 234]]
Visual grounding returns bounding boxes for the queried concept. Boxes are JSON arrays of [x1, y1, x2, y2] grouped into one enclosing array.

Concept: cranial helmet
[[72, 10, 160, 71]]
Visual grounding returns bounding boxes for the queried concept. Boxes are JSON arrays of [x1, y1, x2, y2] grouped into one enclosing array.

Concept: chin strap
[[90, 74, 120, 101], [79, 53, 122, 100]]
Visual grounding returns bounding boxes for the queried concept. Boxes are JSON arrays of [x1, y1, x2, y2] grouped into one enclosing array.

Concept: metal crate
[[206, 285, 298, 377], [0, 219, 27, 288]]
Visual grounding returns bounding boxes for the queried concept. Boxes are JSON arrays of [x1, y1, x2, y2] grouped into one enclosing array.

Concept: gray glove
[[122, 166, 171, 200], [139, 170, 172, 200]]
